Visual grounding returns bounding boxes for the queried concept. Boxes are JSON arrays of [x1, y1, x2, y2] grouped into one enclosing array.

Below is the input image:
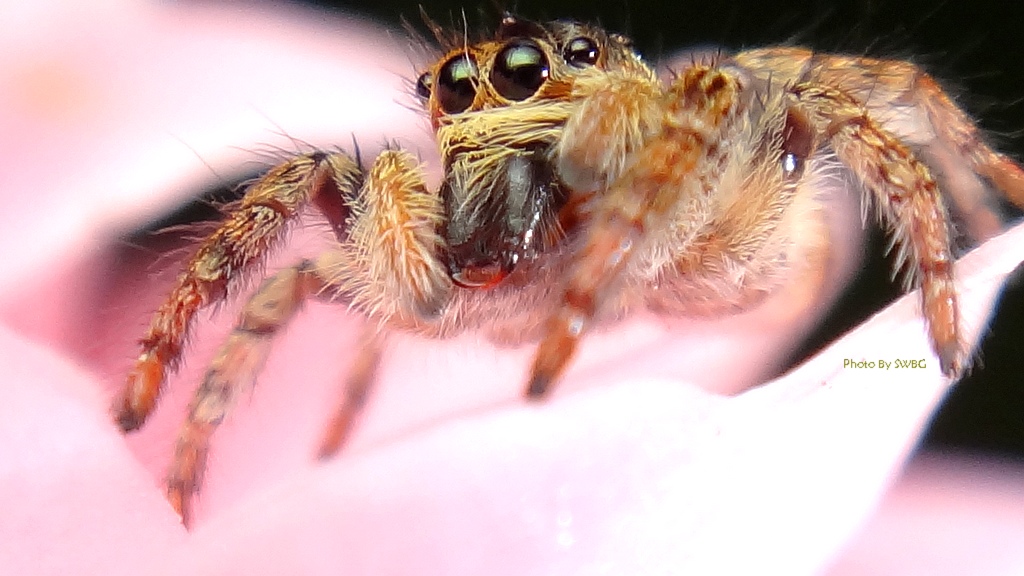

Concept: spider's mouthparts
[[450, 262, 509, 289], [442, 149, 569, 290]]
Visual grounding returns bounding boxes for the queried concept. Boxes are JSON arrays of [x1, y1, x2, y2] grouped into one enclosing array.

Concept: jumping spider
[[113, 14, 1024, 526]]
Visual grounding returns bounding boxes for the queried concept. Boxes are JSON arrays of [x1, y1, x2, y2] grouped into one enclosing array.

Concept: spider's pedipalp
[[334, 148, 451, 321]]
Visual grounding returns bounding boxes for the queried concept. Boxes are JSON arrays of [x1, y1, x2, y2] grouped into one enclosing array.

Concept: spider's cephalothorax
[[414, 16, 652, 290], [113, 14, 1024, 526]]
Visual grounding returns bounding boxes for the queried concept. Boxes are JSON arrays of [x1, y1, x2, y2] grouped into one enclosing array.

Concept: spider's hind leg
[[792, 83, 964, 375], [910, 73, 1024, 220]]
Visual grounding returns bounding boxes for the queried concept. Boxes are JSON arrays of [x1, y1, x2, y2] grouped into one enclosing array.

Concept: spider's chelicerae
[[113, 14, 1024, 525]]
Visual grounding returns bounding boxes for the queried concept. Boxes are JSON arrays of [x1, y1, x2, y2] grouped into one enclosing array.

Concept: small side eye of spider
[[112, 13, 1024, 527], [780, 109, 814, 180], [415, 70, 432, 99], [563, 36, 599, 67]]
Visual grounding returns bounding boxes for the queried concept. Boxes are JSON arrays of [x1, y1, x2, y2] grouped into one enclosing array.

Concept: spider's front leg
[[528, 66, 744, 396], [113, 152, 361, 431], [117, 148, 448, 525]]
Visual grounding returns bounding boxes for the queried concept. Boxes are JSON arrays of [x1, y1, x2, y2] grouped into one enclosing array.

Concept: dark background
[[198, 0, 1024, 459]]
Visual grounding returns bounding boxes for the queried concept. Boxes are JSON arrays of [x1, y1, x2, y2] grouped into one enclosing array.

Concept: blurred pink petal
[[828, 454, 1024, 576], [0, 324, 185, 575]]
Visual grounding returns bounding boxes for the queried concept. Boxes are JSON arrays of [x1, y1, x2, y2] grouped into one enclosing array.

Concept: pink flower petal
[[1, 1, 1022, 574]]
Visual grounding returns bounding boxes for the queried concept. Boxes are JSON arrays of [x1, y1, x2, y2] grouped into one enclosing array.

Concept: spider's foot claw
[[114, 352, 165, 432], [526, 371, 552, 399], [166, 483, 193, 529], [525, 314, 584, 399], [113, 402, 145, 432]]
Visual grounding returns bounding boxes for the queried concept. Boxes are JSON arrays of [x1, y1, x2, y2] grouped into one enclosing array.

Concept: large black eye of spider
[[563, 36, 599, 67], [437, 54, 478, 113], [415, 72, 432, 100], [490, 40, 550, 101]]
